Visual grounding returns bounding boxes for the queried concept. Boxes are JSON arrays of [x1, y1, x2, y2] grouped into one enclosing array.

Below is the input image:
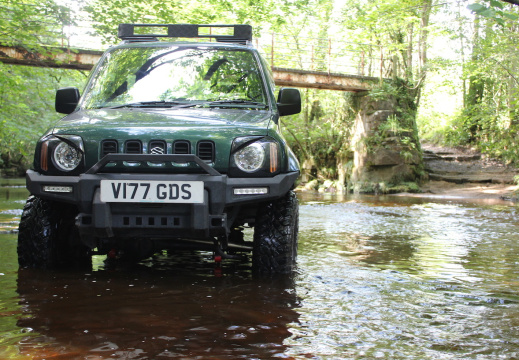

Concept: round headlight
[[234, 143, 265, 173], [53, 142, 82, 171]]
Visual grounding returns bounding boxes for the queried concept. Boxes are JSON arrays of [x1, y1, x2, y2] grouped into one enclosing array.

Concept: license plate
[[100, 180, 204, 203]]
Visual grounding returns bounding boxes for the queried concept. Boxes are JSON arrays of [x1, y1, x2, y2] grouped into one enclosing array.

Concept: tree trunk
[[466, 12, 484, 142], [415, 0, 432, 108], [407, 23, 414, 81]]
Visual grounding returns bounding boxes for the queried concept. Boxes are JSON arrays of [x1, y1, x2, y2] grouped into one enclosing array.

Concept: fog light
[[43, 185, 73, 193], [233, 187, 268, 195]]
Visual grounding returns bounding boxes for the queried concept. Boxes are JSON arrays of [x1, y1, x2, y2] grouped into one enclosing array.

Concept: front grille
[[197, 141, 215, 162], [173, 140, 191, 154], [125, 140, 142, 154], [99, 139, 216, 167], [149, 140, 166, 154], [101, 140, 118, 157]]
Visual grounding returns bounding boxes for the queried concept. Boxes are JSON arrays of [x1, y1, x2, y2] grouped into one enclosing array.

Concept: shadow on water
[[15, 254, 300, 359]]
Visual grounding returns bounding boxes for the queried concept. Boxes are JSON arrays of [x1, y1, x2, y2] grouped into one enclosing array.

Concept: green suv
[[17, 24, 301, 273]]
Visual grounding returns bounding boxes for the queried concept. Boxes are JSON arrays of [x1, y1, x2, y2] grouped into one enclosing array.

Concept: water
[[1, 178, 519, 359]]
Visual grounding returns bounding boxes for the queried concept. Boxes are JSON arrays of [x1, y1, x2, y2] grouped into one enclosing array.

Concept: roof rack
[[118, 24, 253, 45]]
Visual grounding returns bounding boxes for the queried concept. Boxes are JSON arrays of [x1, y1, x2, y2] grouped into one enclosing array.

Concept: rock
[[367, 148, 403, 166], [350, 94, 422, 192], [422, 143, 518, 184]]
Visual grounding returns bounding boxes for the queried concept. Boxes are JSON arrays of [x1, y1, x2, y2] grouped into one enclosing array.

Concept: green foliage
[[422, 2, 519, 164], [467, 1, 519, 26], [84, 0, 318, 44], [352, 181, 421, 194], [281, 89, 356, 183], [364, 80, 422, 163], [340, 0, 435, 87], [0, 0, 88, 175], [0, 64, 86, 174], [368, 81, 399, 101], [479, 128, 519, 164]]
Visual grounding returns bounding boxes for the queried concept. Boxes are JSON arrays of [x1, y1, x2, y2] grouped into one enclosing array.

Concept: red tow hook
[[214, 255, 223, 277], [108, 248, 118, 259]]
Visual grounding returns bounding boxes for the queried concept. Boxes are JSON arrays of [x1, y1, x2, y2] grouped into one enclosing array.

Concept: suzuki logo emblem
[[151, 146, 165, 155]]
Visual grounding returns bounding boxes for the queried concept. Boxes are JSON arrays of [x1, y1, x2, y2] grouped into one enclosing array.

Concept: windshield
[[81, 46, 268, 110]]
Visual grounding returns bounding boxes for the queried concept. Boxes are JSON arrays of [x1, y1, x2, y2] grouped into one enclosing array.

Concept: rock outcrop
[[423, 143, 518, 184], [350, 94, 423, 192]]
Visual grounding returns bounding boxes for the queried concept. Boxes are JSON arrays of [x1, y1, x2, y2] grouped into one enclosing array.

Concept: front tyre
[[17, 196, 91, 269], [252, 191, 299, 274]]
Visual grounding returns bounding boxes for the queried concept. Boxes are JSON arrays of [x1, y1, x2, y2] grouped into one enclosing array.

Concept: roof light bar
[[118, 24, 253, 45]]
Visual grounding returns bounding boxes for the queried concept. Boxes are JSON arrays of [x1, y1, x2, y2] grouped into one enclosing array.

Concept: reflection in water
[[0, 179, 27, 234], [16, 255, 300, 359], [2, 184, 519, 359]]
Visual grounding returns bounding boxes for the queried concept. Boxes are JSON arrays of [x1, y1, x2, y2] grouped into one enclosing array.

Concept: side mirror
[[277, 88, 301, 116], [55, 87, 80, 114]]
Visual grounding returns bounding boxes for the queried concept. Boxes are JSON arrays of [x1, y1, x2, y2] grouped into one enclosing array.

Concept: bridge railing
[[256, 33, 388, 78]]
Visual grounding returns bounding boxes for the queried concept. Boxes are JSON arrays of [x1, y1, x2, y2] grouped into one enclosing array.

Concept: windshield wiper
[[100, 99, 267, 110], [207, 100, 267, 108], [104, 101, 198, 109]]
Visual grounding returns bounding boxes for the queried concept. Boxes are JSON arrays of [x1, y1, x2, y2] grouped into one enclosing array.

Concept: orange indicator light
[[269, 143, 278, 173], [41, 142, 49, 171]]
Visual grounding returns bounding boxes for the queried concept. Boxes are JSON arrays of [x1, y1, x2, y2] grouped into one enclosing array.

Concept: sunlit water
[[1, 178, 519, 359]]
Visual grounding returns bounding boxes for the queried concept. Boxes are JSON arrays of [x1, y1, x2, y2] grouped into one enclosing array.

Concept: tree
[[420, 0, 519, 162], [84, 0, 297, 44], [0, 0, 87, 174]]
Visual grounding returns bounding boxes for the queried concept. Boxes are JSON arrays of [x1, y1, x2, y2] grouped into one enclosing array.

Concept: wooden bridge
[[0, 33, 388, 91]]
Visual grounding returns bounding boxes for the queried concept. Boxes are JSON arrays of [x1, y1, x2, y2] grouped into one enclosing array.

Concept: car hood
[[52, 108, 273, 137]]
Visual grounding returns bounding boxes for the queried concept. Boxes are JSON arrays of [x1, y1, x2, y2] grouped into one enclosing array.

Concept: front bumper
[[26, 161, 299, 239]]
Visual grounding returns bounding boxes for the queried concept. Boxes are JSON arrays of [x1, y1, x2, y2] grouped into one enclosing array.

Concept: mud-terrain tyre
[[17, 196, 91, 269], [252, 190, 299, 274]]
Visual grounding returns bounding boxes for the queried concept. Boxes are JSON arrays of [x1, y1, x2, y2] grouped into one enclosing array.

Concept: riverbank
[[418, 143, 518, 201], [403, 180, 518, 201]]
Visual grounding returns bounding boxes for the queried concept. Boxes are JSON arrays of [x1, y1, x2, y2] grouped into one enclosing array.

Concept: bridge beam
[[272, 67, 377, 92], [0, 44, 102, 70], [0, 45, 379, 91]]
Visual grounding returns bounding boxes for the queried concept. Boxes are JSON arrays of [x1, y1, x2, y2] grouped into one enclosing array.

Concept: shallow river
[[1, 178, 519, 359]]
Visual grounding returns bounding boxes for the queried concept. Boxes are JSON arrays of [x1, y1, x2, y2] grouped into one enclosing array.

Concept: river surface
[[1, 178, 519, 359]]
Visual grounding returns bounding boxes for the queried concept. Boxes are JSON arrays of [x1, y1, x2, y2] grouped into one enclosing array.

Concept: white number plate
[[100, 180, 204, 203]]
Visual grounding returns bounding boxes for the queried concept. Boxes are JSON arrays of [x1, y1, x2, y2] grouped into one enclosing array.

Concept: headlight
[[230, 136, 281, 177], [53, 141, 82, 171], [233, 142, 265, 173], [38, 135, 84, 174]]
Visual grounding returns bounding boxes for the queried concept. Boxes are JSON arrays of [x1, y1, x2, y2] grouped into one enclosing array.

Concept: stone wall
[[350, 93, 423, 193]]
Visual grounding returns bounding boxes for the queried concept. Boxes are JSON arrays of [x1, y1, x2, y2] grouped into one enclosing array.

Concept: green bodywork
[[48, 107, 294, 173], [35, 41, 298, 176]]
